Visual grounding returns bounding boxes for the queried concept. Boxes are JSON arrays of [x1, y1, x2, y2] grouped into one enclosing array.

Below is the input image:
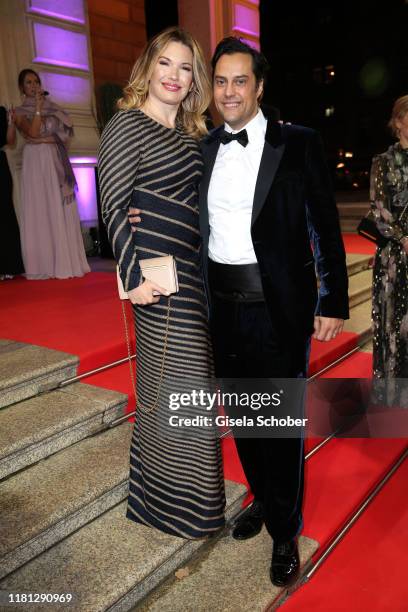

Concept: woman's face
[[396, 112, 408, 147], [148, 41, 194, 108], [22, 72, 41, 97]]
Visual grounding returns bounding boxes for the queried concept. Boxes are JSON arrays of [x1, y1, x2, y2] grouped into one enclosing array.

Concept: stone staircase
[[0, 340, 78, 409], [336, 192, 369, 233], [0, 341, 249, 611], [137, 526, 318, 612]]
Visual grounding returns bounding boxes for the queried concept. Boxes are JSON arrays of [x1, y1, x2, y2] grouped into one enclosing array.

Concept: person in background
[[0, 105, 24, 280], [370, 95, 408, 386], [14, 69, 89, 279]]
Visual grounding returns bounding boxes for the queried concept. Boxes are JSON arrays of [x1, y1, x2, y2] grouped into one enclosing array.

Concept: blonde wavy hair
[[117, 27, 211, 139], [388, 95, 408, 138]]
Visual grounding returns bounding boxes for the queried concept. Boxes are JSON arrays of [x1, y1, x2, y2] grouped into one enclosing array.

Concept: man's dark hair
[[211, 37, 269, 85]]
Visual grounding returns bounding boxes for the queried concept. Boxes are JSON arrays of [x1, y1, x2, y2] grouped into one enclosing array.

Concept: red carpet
[[282, 454, 408, 612], [1, 271, 360, 384], [302, 438, 406, 545], [309, 331, 358, 375], [321, 350, 372, 378], [342, 232, 377, 255], [0, 273, 130, 374]]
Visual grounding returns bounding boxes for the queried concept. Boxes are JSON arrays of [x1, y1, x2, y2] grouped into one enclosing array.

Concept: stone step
[[346, 253, 373, 277], [348, 268, 373, 309], [0, 483, 247, 612], [340, 219, 359, 232], [318, 254, 371, 291], [360, 339, 373, 353], [0, 422, 132, 580], [0, 340, 78, 409], [338, 201, 370, 232], [139, 529, 319, 612], [0, 383, 127, 480], [343, 299, 372, 345], [338, 201, 370, 217]]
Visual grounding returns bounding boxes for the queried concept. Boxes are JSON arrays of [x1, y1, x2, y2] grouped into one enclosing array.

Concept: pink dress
[[20, 114, 90, 279]]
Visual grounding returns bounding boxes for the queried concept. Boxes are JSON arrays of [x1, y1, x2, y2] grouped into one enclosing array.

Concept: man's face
[[213, 52, 263, 130]]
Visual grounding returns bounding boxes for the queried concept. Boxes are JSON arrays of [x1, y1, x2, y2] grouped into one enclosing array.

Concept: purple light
[[39, 72, 91, 106], [27, 0, 85, 24], [33, 23, 89, 71], [233, 3, 260, 38], [70, 157, 98, 165], [35, 57, 89, 71], [72, 165, 98, 223]]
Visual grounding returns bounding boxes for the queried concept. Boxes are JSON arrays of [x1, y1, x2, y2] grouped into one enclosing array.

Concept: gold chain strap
[[121, 297, 171, 414], [121, 299, 137, 401]]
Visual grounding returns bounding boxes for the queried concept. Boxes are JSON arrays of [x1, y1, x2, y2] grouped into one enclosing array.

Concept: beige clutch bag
[[117, 255, 178, 300]]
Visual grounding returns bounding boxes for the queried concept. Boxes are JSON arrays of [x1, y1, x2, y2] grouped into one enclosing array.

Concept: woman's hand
[[6, 107, 16, 146], [7, 107, 16, 125], [127, 279, 169, 305], [401, 237, 408, 255], [35, 89, 45, 113]]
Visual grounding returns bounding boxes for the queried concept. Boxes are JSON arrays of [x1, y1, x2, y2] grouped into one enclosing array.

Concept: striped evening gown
[[98, 109, 225, 538]]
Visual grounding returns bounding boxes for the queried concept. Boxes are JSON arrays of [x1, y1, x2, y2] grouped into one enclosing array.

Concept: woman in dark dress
[[0, 106, 24, 279], [98, 28, 225, 539], [371, 95, 408, 402]]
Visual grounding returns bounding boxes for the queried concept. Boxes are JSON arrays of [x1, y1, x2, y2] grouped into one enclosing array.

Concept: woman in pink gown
[[15, 69, 90, 279]]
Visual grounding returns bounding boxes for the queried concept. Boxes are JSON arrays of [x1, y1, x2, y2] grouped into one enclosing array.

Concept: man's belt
[[208, 259, 265, 302]]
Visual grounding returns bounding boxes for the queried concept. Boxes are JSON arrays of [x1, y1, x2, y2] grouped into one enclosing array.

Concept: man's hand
[[127, 279, 169, 305], [129, 207, 141, 231], [313, 316, 344, 342]]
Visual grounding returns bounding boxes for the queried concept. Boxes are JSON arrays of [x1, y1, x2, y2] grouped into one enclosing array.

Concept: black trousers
[[209, 288, 306, 544]]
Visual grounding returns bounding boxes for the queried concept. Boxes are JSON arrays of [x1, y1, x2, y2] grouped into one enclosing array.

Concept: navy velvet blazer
[[199, 119, 349, 370]]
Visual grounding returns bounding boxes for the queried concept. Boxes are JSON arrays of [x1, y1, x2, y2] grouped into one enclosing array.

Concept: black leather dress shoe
[[232, 501, 264, 540], [270, 539, 300, 587]]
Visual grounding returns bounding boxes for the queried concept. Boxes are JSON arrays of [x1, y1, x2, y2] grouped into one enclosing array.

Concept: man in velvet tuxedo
[[200, 37, 349, 587]]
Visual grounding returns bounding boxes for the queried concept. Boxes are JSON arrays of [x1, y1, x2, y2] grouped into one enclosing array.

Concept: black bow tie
[[219, 128, 249, 147]]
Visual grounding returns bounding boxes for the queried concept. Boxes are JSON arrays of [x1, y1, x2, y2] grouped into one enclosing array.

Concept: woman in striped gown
[[98, 28, 225, 538]]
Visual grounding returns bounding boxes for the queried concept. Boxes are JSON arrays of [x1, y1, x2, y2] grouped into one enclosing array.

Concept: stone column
[[178, 0, 260, 61], [177, 0, 260, 124]]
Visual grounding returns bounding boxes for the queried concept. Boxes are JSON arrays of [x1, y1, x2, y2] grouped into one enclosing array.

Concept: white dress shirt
[[208, 109, 267, 264]]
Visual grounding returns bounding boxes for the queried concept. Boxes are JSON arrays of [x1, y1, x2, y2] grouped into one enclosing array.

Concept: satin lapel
[[199, 136, 221, 240], [251, 122, 285, 227]]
